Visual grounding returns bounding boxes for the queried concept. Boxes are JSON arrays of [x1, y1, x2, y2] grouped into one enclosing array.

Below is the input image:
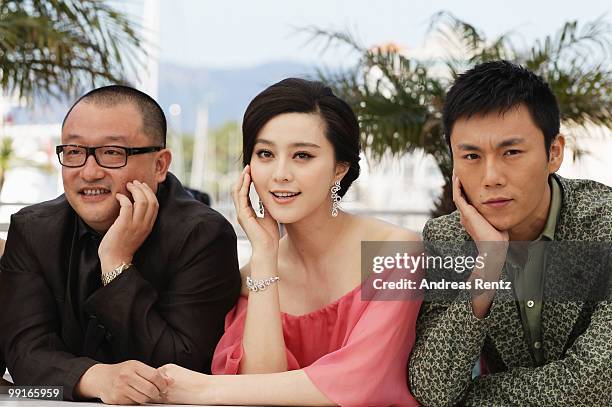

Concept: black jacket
[[0, 173, 241, 399]]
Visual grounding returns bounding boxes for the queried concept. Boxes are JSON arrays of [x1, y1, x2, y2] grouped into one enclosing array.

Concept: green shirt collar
[[539, 175, 562, 241]]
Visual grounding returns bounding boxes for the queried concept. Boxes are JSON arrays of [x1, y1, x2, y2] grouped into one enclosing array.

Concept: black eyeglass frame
[[55, 144, 164, 169]]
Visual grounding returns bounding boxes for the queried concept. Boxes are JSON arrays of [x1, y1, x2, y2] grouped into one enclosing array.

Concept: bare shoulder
[[382, 222, 421, 242], [353, 215, 421, 242]]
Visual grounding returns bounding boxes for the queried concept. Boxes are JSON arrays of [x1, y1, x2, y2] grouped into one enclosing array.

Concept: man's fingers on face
[[454, 176, 477, 216], [135, 180, 156, 202], [127, 181, 148, 205], [140, 182, 159, 207], [140, 180, 154, 193], [452, 174, 465, 209], [137, 182, 159, 225], [451, 173, 460, 198], [128, 181, 150, 223], [116, 192, 132, 205], [115, 193, 134, 219]]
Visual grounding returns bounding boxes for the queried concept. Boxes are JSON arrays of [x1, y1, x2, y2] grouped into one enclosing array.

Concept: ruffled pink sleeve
[[211, 296, 300, 374], [303, 296, 422, 407], [211, 296, 248, 374]]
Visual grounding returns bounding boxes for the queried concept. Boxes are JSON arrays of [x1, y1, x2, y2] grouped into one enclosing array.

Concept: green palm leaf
[[0, 0, 144, 101], [308, 11, 611, 217]]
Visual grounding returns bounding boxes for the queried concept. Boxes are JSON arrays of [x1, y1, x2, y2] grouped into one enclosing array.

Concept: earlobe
[[155, 150, 172, 181], [548, 134, 565, 172], [335, 162, 350, 181]]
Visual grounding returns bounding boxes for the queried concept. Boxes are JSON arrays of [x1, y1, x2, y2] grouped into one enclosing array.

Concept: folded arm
[[463, 300, 612, 406]]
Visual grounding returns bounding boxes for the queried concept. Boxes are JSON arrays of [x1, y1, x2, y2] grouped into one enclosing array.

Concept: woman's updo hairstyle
[[242, 78, 361, 197]]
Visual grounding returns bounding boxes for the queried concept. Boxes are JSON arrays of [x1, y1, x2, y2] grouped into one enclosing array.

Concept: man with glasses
[[0, 85, 241, 404]]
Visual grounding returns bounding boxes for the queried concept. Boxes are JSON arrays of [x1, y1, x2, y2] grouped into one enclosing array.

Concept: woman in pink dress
[[156, 78, 423, 406]]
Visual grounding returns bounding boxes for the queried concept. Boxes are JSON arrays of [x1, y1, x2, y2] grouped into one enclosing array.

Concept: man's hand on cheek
[[453, 171, 509, 319], [98, 180, 159, 276], [452, 172, 509, 244]]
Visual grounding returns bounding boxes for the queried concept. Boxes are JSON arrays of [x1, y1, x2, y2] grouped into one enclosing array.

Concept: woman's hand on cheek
[[232, 165, 280, 253]]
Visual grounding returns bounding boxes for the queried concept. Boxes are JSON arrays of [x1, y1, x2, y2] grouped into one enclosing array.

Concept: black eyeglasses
[[56, 144, 164, 169]]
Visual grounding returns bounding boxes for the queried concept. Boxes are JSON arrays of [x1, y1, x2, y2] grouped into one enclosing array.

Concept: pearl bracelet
[[246, 275, 280, 292]]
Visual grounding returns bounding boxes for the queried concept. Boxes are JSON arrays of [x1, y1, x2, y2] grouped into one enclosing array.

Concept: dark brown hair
[[242, 78, 361, 197]]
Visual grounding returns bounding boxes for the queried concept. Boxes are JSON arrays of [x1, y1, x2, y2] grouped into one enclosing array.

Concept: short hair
[[443, 60, 560, 157], [242, 78, 361, 198], [62, 85, 167, 146]]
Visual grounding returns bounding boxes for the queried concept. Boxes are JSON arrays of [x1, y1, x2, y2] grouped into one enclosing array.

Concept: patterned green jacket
[[408, 174, 612, 407]]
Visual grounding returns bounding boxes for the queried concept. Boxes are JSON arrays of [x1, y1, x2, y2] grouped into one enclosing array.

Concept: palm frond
[[296, 25, 364, 57], [305, 12, 612, 216], [0, 0, 144, 102]]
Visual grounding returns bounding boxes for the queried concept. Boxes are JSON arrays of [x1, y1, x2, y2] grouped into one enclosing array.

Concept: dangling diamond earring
[[331, 180, 341, 217], [258, 200, 264, 215]]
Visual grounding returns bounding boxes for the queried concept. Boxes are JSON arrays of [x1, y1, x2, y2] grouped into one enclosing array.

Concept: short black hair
[[443, 60, 560, 157], [62, 85, 167, 146], [242, 78, 361, 197]]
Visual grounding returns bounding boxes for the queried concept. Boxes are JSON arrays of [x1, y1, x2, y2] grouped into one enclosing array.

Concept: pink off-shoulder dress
[[212, 275, 422, 407]]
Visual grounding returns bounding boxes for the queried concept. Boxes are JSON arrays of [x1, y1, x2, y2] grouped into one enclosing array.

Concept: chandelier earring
[[331, 180, 341, 217]]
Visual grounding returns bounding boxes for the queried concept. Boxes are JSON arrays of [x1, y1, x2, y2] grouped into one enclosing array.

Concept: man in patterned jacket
[[409, 60, 611, 406]]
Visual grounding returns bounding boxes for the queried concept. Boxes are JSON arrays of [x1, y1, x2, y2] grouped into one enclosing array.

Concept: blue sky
[[134, 0, 612, 68]]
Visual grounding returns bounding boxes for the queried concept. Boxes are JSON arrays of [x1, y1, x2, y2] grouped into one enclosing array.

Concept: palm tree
[[0, 0, 143, 101], [307, 12, 612, 217], [0, 0, 143, 197]]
